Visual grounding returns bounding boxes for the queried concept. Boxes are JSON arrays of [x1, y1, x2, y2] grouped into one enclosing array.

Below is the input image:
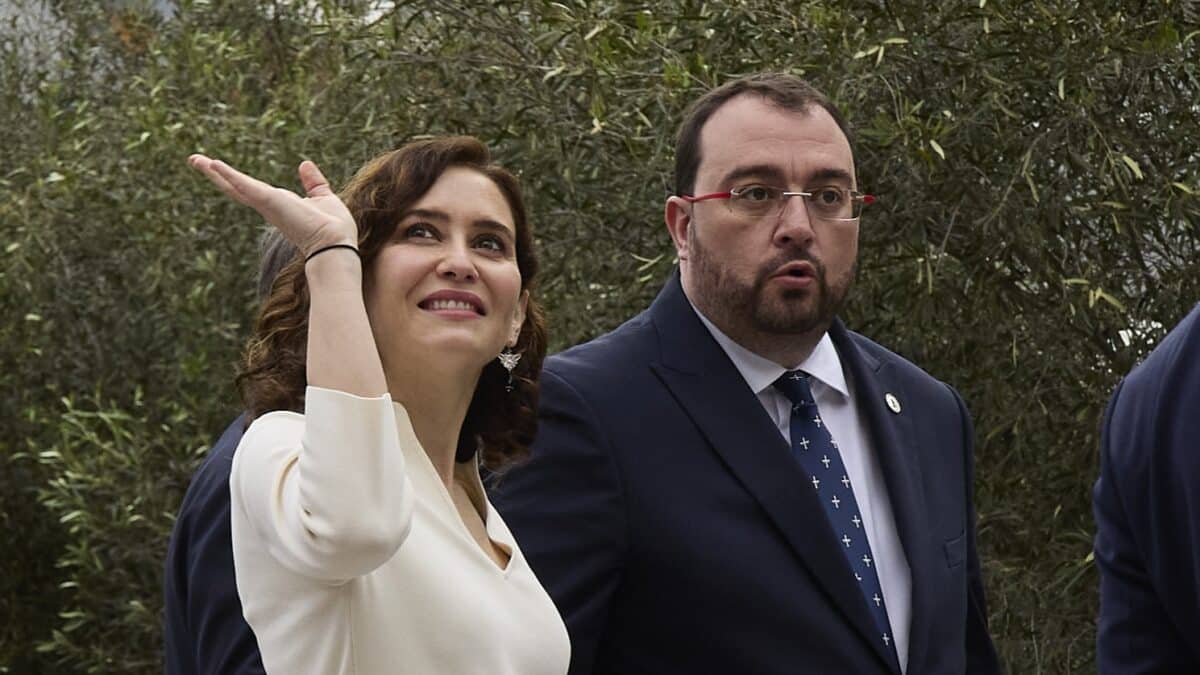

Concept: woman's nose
[[436, 242, 478, 281]]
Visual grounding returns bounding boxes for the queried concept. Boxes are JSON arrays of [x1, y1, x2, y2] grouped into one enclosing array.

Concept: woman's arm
[[190, 157, 412, 580], [188, 157, 385, 397]]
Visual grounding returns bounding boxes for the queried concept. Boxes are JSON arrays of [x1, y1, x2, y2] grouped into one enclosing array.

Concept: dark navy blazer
[[1094, 302, 1200, 673], [492, 276, 999, 675], [163, 416, 264, 675]]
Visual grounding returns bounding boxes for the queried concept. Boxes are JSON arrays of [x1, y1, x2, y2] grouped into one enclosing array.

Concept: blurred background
[[1, 0, 1197, 672]]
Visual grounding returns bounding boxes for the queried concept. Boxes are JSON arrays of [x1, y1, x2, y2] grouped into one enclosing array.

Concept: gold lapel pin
[[885, 393, 901, 414]]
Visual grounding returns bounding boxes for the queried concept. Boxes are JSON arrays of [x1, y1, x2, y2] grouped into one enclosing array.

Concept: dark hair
[[238, 136, 547, 470], [673, 73, 854, 196], [256, 229, 296, 302]]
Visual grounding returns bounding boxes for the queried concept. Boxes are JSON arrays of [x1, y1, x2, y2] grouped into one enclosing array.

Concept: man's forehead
[[696, 97, 855, 183], [705, 94, 843, 132]]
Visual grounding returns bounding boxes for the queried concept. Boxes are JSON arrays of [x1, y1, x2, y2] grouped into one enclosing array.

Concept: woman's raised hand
[[188, 155, 357, 256]]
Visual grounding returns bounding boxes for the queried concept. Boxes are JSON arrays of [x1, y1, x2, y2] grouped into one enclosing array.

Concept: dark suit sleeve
[[1093, 381, 1192, 674], [491, 367, 628, 675], [950, 386, 1002, 675], [163, 418, 265, 675]]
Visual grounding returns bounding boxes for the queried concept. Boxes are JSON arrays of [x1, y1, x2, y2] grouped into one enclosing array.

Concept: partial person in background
[[183, 137, 568, 674], [491, 73, 1000, 675], [1094, 302, 1200, 673], [163, 230, 292, 675]]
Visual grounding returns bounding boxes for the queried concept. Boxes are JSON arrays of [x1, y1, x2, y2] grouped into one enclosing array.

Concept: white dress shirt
[[691, 306, 912, 672]]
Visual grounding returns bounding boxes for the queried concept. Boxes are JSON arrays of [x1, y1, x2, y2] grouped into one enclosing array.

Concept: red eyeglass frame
[[680, 190, 877, 206]]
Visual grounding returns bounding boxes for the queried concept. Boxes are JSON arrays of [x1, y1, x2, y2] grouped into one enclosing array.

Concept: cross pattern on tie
[[773, 371, 899, 666]]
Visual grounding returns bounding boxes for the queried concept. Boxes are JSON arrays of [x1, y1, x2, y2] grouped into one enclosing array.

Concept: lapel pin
[[885, 393, 901, 414]]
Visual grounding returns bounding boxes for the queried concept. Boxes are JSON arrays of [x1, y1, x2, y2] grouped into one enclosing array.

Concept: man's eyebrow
[[720, 164, 787, 186], [718, 165, 856, 187], [807, 168, 855, 185]]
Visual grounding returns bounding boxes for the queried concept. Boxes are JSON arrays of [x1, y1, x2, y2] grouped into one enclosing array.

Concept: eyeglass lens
[[731, 187, 862, 221]]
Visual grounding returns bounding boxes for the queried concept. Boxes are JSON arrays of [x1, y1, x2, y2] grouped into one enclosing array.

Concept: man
[[163, 232, 294, 675], [1093, 302, 1200, 673], [492, 74, 1000, 674]]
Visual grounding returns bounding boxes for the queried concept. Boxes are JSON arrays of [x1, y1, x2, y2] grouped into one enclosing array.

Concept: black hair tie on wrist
[[305, 243, 360, 263]]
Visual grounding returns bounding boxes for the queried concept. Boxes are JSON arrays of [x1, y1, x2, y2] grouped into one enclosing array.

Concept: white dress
[[229, 386, 571, 674]]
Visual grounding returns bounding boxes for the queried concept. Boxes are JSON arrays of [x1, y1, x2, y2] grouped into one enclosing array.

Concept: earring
[[498, 349, 521, 392]]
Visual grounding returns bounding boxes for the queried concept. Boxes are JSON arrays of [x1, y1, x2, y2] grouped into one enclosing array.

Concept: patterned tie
[[773, 370, 899, 666]]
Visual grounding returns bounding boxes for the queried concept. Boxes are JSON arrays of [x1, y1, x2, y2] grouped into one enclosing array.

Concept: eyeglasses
[[681, 185, 877, 222]]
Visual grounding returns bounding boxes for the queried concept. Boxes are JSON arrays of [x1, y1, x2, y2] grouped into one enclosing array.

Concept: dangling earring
[[498, 349, 521, 392]]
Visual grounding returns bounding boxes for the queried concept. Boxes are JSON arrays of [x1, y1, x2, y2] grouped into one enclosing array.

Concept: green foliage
[[32, 392, 204, 673], [1, 0, 1197, 672]]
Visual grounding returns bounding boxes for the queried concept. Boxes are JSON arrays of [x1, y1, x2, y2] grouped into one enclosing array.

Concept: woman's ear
[[508, 290, 528, 347]]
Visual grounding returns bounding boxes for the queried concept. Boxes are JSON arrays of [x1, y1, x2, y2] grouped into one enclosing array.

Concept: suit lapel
[[647, 277, 899, 672], [830, 324, 935, 673]]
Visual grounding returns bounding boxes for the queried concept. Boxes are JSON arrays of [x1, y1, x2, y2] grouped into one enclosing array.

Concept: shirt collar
[[689, 298, 849, 399]]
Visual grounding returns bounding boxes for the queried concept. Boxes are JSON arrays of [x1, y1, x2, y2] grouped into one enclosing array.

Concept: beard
[[688, 226, 855, 338]]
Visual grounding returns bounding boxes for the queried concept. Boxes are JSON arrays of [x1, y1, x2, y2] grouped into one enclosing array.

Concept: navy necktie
[[773, 370, 899, 666]]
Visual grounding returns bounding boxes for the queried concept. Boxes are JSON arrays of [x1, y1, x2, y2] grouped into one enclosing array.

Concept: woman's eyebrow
[[400, 209, 514, 235], [472, 219, 515, 236], [400, 208, 450, 222]]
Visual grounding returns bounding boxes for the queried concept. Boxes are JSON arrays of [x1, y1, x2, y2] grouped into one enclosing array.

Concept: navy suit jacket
[[492, 275, 999, 675], [163, 416, 264, 675], [1094, 302, 1200, 673]]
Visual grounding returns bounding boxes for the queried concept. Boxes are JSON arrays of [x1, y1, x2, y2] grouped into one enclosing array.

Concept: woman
[[188, 137, 570, 674]]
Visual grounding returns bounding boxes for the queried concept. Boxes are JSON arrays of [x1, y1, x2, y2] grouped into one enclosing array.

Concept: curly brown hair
[[237, 136, 547, 470]]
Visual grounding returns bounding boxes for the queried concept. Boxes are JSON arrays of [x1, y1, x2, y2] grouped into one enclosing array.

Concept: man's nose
[[773, 195, 816, 247]]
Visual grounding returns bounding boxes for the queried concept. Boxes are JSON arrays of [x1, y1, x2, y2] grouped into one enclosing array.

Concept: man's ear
[[508, 290, 528, 347], [664, 196, 692, 262]]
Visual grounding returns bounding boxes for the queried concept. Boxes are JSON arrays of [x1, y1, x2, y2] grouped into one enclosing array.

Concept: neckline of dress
[[391, 401, 516, 576]]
